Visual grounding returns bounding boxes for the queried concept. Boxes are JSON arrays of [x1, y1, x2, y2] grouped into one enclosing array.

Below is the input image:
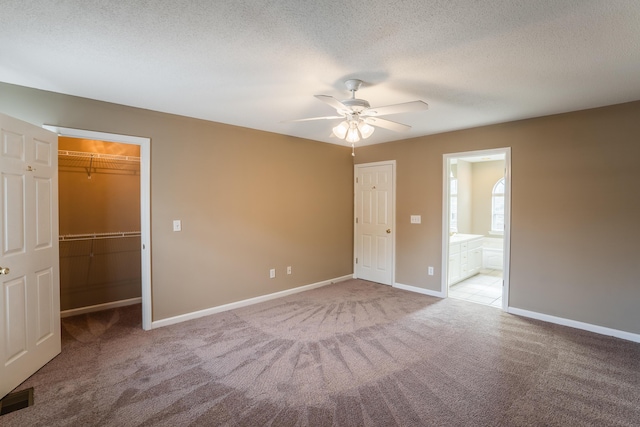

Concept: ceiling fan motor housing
[[341, 98, 370, 113], [344, 79, 363, 92]]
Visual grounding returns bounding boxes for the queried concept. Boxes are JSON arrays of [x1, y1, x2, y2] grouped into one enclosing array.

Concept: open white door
[[0, 113, 60, 399], [354, 161, 395, 285]]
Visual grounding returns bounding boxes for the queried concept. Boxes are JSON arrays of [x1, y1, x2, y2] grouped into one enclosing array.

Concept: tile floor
[[449, 269, 503, 308]]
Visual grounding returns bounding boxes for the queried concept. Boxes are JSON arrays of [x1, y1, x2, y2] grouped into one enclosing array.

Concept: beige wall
[[0, 82, 354, 321], [355, 101, 640, 335], [58, 138, 141, 310], [471, 160, 505, 236], [2, 82, 639, 335]]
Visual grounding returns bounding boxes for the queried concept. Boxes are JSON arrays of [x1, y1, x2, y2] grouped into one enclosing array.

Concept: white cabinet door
[[470, 248, 483, 274], [0, 113, 60, 399], [355, 163, 394, 285]]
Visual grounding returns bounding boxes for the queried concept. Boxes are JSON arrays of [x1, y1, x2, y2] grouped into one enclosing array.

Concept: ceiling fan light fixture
[[333, 118, 374, 143], [358, 121, 374, 139], [345, 126, 360, 143], [332, 121, 349, 139]]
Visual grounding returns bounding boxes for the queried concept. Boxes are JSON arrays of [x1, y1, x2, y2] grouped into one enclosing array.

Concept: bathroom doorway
[[442, 148, 511, 310]]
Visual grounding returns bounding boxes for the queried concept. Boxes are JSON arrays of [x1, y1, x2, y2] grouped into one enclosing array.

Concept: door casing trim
[[441, 147, 511, 310], [43, 125, 152, 330]]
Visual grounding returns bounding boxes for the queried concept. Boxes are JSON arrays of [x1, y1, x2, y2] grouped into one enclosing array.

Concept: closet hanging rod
[[58, 150, 140, 163], [59, 231, 141, 242]]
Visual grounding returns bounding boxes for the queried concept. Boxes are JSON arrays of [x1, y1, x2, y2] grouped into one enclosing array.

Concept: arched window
[[491, 178, 505, 234]]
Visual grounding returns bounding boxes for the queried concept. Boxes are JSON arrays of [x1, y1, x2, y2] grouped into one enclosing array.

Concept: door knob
[[386, 229, 391, 234], [0, 267, 9, 275]]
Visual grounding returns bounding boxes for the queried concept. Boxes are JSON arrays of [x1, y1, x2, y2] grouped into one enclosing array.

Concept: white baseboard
[[394, 282, 445, 298], [151, 274, 354, 329], [392, 283, 640, 344], [508, 307, 640, 344], [60, 297, 142, 318]]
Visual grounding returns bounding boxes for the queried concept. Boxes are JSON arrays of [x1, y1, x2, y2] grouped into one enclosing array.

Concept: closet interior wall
[[58, 137, 141, 311]]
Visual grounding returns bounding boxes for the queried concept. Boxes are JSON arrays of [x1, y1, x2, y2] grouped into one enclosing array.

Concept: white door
[[0, 113, 60, 399], [355, 162, 394, 285]]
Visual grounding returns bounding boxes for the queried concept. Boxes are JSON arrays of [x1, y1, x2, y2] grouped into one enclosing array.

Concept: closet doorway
[[441, 148, 511, 310], [44, 126, 151, 329]]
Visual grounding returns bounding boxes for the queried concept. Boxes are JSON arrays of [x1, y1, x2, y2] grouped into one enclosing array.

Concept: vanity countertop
[[450, 233, 484, 243]]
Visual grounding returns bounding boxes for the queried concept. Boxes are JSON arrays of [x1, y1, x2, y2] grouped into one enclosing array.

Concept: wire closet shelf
[[59, 231, 141, 242], [58, 150, 140, 178]]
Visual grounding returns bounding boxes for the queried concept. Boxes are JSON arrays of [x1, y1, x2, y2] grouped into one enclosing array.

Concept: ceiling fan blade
[[364, 117, 411, 132], [364, 100, 428, 117], [314, 95, 349, 112], [285, 115, 344, 122]]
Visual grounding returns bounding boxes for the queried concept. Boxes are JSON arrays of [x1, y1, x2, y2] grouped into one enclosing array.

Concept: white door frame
[[43, 125, 152, 330], [354, 160, 396, 285], [441, 148, 511, 310]]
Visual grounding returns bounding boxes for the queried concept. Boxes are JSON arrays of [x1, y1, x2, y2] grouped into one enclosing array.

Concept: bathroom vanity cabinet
[[448, 234, 483, 285]]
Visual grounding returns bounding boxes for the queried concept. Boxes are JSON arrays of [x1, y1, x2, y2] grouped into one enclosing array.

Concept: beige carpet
[[4, 279, 640, 426]]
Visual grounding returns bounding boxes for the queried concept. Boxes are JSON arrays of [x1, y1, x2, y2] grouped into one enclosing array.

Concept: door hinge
[[356, 258, 358, 264], [356, 217, 358, 223], [356, 177, 359, 183]]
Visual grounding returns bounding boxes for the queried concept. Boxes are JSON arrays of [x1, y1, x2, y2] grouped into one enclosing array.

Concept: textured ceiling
[[1, 1, 640, 146]]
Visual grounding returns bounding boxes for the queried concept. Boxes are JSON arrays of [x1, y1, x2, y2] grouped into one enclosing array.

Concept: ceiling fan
[[290, 79, 428, 153]]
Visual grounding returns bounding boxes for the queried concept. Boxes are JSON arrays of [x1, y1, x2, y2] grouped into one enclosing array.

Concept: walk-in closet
[[58, 137, 141, 313]]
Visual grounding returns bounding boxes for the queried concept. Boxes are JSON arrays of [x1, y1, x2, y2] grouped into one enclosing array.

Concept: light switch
[[410, 215, 421, 224], [173, 220, 182, 232]]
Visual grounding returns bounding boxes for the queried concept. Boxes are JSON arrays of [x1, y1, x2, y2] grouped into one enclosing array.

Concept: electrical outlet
[[287, 266, 292, 275], [269, 268, 276, 279], [172, 220, 182, 232], [428, 266, 434, 275]]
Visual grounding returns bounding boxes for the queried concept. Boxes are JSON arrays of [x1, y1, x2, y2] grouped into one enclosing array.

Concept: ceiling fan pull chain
[[351, 143, 355, 157]]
